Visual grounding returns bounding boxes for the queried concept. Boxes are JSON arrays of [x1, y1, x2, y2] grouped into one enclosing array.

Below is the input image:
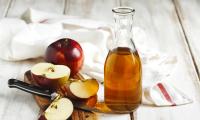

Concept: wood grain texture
[[65, 0, 119, 22], [0, 0, 11, 18], [6, 0, 65, 17], [173, 0, 200, 79], [121, 0, 200, 120]]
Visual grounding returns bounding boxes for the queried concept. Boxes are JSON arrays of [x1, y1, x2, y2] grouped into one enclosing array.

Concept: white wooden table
[[0, 0, 200, 120]]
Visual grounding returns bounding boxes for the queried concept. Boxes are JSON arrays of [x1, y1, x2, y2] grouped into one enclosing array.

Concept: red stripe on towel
[[39, 19, 49, 23], [157, 83, 176, 106]]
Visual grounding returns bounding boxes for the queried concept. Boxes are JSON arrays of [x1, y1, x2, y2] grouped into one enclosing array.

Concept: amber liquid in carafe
[[104, 47, 142, 111]]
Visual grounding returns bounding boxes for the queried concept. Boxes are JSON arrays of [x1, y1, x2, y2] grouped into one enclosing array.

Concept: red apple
[[45, 38, 84, 76], [31, 63, 70, 90]]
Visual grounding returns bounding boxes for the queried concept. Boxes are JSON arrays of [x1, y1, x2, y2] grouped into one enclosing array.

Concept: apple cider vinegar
[[104, 7, 142, 112], [104, 47, 142, 111]]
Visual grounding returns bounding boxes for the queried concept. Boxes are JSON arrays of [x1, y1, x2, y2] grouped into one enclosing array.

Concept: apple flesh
[[38, 98, 73, 120], [45, 38, 84, 76], [31, 63, 70, 90], [60, 79, 99, 100]]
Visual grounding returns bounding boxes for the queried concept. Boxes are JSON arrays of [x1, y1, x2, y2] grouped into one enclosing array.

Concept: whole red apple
[[45, 38, 84, 76]]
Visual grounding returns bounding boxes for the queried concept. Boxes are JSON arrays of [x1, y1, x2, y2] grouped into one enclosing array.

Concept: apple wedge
[[31, 63, 70, 90], [39, 98, 73, 120], [60, 79, 99, 99]]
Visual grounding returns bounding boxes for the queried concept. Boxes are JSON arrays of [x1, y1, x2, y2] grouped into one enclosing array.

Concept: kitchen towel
[[0, 8, 192, 106]]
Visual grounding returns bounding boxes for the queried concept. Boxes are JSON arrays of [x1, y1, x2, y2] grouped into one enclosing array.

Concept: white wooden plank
[[7, 0, 65, 17], [121, 0, 200, 120], [174, 0, 200, 78], [65, 0, 120, 22], [0, 0, 11, 18]]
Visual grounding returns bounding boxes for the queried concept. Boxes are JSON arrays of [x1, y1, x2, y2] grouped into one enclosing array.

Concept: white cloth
[[0, 8, 192, 106]]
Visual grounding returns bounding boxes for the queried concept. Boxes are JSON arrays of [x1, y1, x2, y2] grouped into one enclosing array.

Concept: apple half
[[39, 98, 73, 120], [31, 63, 70, 90], [60, 79, 99, 100]]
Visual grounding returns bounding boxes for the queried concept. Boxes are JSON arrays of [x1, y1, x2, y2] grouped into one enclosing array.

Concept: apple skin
[[82, 95, 97, 107], [31, 74, 68, 90], [45, 38, 84, 77], [38, 115, 46, 120], [59, 83, 77, 100]]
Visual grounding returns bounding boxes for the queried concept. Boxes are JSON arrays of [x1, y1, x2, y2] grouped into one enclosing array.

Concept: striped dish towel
[[142, 81, 193, 106]]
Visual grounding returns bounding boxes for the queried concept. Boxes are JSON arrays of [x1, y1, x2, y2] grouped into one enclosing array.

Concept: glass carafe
[[104, 7, 142, 112]]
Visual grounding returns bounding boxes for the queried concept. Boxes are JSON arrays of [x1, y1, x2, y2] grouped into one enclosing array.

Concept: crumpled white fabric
[[0, 8, 192, 106]]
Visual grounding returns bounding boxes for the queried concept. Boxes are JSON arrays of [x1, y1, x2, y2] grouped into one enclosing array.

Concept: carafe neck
[[112, 7, 136, 51]]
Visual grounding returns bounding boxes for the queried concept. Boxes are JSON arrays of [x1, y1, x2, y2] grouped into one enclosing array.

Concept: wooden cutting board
[[24, 71, 97, 120]]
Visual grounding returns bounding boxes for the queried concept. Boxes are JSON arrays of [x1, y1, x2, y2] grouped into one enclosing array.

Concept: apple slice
[[31, 63, 70, 90], [39, 98, 73, 120], [61, 79, 99, 99]]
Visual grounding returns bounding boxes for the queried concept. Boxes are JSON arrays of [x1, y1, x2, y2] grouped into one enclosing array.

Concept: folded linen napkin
[[0, 8, 192, 106]]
